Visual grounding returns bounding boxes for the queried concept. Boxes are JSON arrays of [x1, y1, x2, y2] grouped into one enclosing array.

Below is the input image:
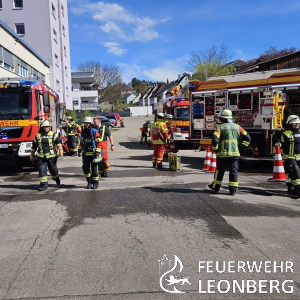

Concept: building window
[[3, 48, 14, 72], [54, 54, 59, 66], [73, 100, 78, 106], [66, 87, 69, 97], [0, 0, 2, 9], [53, 28, 57, 43], [62, 25, 65, 36], [52, 3, 55, 17], [18, 59, 28, 77], [56, 80, 60, 91], [61, 4, 64, 16], [65, 65, 68, 75], [31, 68, 38, 79], [41, 74, 45, 82], [64, 46, 66, 56], [15, 23, 25, 36], [13, 0, 23, 9]]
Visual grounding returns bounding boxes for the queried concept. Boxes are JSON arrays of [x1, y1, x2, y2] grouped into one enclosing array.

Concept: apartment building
[[0, 0, 72, 108], [71, 72, 99, 111]]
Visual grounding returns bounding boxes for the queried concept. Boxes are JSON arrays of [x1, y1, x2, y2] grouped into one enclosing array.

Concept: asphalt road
[[0, 116, 299, 300]]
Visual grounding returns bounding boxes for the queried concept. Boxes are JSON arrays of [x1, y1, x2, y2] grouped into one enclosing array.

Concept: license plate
[[0, 144, 8, 148]]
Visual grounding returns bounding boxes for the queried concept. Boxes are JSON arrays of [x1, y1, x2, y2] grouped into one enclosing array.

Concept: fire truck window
[[238, 94, 251, 109], [252, 93, 259, 110], [229, 94, 237, 107]]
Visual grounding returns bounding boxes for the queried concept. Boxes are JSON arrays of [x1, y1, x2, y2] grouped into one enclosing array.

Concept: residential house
[[71, 72, 98, 111]]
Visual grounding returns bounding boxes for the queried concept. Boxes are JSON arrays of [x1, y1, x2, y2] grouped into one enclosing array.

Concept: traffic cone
[[268, 145, 287, 182], [202, 146, 212, 171], [207, 151, 217, 173], [169, 135, 176, 153]]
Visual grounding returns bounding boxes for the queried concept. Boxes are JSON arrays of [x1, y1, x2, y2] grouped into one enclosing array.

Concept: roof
[[0, 19, 49, 67], [156, 73, 189, 97]]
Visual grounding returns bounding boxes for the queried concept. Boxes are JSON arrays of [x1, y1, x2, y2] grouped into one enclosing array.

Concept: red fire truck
[[0, 78, 65, 166], [164, 98, 190, 144], [188, 68, 300, 157]]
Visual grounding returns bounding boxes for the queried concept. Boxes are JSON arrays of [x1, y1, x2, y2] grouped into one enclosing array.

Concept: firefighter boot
[[38, 186, 48, 191], [229, 186, 237, 196], [103, 172, 109, 178], [157, 163, 162, 170], [286, 182, 295, 194], [293, 185, 300, 198], [153, 163, 156, 168], [86, 177, 92, 189], [55, 178, 61, 186], [91, 181, 99, 189], [208, 183, 220, 193]]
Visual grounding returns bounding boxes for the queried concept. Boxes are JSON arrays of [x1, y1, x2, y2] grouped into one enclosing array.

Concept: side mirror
[[44, 106, 50, 113], [43, 93, 50, 107]]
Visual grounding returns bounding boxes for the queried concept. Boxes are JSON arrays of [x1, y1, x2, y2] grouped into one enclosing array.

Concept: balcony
[[81, 102, 99, 110]]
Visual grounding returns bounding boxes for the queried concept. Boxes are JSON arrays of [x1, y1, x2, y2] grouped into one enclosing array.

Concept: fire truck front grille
[[0, 127, 23, 139]]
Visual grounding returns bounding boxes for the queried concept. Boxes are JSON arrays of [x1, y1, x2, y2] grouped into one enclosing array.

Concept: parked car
[[77, 116, 115, 129], [106, 112, 121, 120], [104, 115, 118, 127]]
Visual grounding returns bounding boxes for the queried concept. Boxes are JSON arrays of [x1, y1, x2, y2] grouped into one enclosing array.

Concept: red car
[[106, 112, 121, 120]]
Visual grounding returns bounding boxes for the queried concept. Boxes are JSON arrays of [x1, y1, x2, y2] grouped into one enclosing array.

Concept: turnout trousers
[[285, 158, 300, 188], [82, 155, 99, 184], [37, 157, 59, 188], [152, 144, 166, 166], [211, 156, 239, 189], [67, 135, 77, 155], [98, 141, 110, 175]]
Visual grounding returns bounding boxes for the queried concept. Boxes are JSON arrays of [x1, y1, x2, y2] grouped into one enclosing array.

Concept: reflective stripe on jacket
[[278, 129, 300, 159], [151, 120, 170, 145], [212, 123, 250, 157], [31, 131, 61, 159]]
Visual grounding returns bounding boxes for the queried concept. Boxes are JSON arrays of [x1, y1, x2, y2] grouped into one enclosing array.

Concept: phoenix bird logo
[[158, 254, 191, 294]]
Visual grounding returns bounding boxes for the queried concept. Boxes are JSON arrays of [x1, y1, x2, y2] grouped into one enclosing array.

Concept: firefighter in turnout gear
[[164, 114, 173, 155], [150, 113, 170, 169], [93, 117, 114, 177], [30, 120, 63, 191], [66, 116, 77, 156], [276, 115, 300, 196], [78, 116, 103, 189], [208, 109, 251, 196], [140, 121, 148, 144], [75, 122, 82, 149]]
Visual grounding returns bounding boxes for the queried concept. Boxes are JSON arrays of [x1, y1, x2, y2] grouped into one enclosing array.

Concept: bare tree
[[186, 44, 232, 74], [77, 60, 123, 104]]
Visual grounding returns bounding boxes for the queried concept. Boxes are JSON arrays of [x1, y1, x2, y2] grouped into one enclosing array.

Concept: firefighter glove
[[59, 149, 64, 157], [30, 155, 35, 163]]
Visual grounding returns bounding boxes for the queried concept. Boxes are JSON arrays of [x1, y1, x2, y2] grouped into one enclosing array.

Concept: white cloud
[[102, 42, 127, 56], [70, 1, 168, 42]]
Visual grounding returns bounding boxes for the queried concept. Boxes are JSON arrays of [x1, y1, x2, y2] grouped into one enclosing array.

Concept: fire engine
[[164, 98, 190, 144], [188, 68, 300, 157], [0, 78, 65, 166]]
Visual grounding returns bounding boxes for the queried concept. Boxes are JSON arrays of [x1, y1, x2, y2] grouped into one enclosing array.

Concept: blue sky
[[68, 0, 300, 84]]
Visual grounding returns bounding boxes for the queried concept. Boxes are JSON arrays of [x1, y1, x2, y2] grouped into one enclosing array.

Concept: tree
[[186, 44, 232, 74], [193, 61, 235, 81], [134, 81, 148, 94], [131, 77, 142, 88], [67, 107, 77, 122], [77, 60, 123, 105], [239, 46, 298, 71], [81, 110, 95, 119]]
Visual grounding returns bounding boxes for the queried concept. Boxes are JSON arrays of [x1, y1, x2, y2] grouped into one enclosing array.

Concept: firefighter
[[275, 115, 300, 196], [140, 121, 148, 144], [66, 116, 77, 156], [170, 85, 181, 96], [75, 122, 82, 149], [208, 109, 251, 196], [93, 117, 114, 177], [150, 113, 170, 169], [164, 114, 173, 156], [30, 120, 63, 191], [78, 116, 102, 189]]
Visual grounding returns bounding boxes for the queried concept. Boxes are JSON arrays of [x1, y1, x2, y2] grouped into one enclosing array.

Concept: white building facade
[[71, 72, 98, 111], [0, 19, 50, 84], [0, 0, 72, 108]]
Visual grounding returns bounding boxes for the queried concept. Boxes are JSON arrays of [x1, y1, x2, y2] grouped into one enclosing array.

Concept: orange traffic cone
[[207, 151, 217, 173], [268, 145, 287, 182], [169, 135, 176, 153], [202, 146, 212, 171]]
